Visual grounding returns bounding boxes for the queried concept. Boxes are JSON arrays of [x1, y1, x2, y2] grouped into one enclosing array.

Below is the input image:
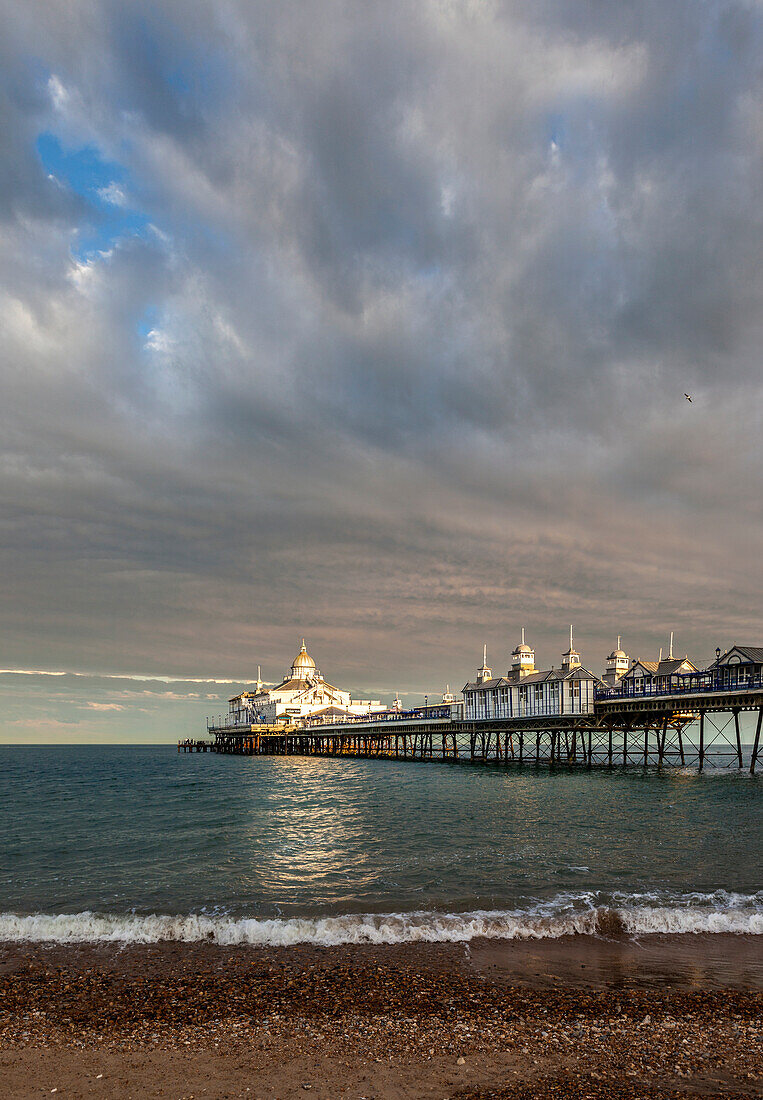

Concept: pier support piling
[[751, 708, 762, 775], [734, 710, 743, 769]]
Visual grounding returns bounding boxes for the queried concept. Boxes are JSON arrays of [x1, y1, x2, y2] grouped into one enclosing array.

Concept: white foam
[[620, 907, 763, 935], [0, 894, 761, 946]]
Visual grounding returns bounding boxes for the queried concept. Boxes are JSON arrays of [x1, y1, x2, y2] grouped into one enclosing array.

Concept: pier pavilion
[[226, 641, 383, 724]]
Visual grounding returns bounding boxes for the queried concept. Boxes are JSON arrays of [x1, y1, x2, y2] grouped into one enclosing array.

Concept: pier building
[[462, 630, 600, 720], [711, 645, 763, 688], [620, 635, 697, 694], [227, 641, 383, 723]]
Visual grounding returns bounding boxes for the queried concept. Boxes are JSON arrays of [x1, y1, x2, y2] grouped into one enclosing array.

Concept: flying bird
[[684, 393, 692, 403]]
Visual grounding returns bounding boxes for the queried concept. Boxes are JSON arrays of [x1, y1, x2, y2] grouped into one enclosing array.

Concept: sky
[[1, 0, 762, 742]]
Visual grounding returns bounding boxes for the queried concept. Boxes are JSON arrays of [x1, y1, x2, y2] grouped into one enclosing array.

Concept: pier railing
[[595, 669, 763, 701], [207, 706, 454, 732]]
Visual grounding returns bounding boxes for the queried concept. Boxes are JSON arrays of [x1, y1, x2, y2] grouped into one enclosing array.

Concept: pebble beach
[[1, 934, 761, 1099]]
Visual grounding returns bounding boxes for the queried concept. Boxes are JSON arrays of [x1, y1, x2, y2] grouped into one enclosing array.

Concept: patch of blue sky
[[36, 131, 151, 258], [545, 112, 567, 150], [136, 305, 160, 341]]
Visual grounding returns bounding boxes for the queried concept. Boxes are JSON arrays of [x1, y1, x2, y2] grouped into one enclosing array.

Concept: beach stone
[[456, 1056, 465, 1065]]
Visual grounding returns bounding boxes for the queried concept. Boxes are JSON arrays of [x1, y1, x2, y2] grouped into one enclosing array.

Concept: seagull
[[684, 393, 692, 403]]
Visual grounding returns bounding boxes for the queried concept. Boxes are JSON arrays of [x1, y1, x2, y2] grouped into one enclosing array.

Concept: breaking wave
[[1, 891, 761, 945]]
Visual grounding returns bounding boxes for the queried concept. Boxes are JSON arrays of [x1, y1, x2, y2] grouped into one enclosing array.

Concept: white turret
[[603, 635, 629, 687], [476, 644, 492, 685], [511, 628, 536, 678], [561, 625, 581, 671]]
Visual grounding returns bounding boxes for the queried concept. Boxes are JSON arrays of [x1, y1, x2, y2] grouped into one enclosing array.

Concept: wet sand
[[0, 934, 761, 1098]]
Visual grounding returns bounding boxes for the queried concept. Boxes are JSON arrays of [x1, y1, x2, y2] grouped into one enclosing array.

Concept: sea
[[1, 745, 761, 946]]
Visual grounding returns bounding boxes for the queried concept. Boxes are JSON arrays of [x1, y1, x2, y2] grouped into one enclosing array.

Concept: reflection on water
[[1, 745, 761, 920], [240, 757, 374, 902]]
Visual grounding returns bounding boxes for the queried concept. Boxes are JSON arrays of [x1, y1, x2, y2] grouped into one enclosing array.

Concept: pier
[[184, 672, 763, 773]]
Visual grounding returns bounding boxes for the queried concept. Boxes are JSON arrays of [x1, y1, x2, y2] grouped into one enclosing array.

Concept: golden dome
[[291, 641, 316, 675]]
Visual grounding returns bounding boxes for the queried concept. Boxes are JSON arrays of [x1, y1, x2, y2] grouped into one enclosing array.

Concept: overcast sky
[[1, 1, 762, 742]]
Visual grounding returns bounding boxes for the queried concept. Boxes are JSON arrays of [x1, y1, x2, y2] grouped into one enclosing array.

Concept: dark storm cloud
[[0, 1, 762, 737]]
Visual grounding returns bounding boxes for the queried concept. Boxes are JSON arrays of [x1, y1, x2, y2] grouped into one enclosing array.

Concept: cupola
[[604, 636, 629, 686], [291, 640, 319, 680], [561, 625, 581, 671], [511, 628, 535, 678]]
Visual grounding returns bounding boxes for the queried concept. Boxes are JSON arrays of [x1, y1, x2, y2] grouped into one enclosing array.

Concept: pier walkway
[[183, 678, 763, 773]]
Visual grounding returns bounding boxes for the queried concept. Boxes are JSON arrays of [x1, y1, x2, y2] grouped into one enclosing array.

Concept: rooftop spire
[[477, 644, 492, 684], [562, 624, 581, 670]]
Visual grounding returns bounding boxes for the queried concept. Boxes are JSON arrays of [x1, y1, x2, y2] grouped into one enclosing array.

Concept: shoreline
[[2, 931, 762, 990], [3, 895, 762, 946], [1, 935, 761, 1098]]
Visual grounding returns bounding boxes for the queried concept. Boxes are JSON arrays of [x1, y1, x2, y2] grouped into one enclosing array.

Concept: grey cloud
[[0, 1, 762, 738]]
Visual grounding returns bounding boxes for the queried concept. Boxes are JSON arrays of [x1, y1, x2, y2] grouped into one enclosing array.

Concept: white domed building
[[228, 642, 382, 724]]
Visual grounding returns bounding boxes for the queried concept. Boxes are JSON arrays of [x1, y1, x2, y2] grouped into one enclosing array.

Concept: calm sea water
[[1, 745, 761, 944]]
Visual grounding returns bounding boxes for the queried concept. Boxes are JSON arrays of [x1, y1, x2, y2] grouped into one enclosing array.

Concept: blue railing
[[595, 668, 763, 701], [208, 705, 458, 730]]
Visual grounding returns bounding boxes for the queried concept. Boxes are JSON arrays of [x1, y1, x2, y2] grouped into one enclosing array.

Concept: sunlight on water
[[1, 746, 761, 942]]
